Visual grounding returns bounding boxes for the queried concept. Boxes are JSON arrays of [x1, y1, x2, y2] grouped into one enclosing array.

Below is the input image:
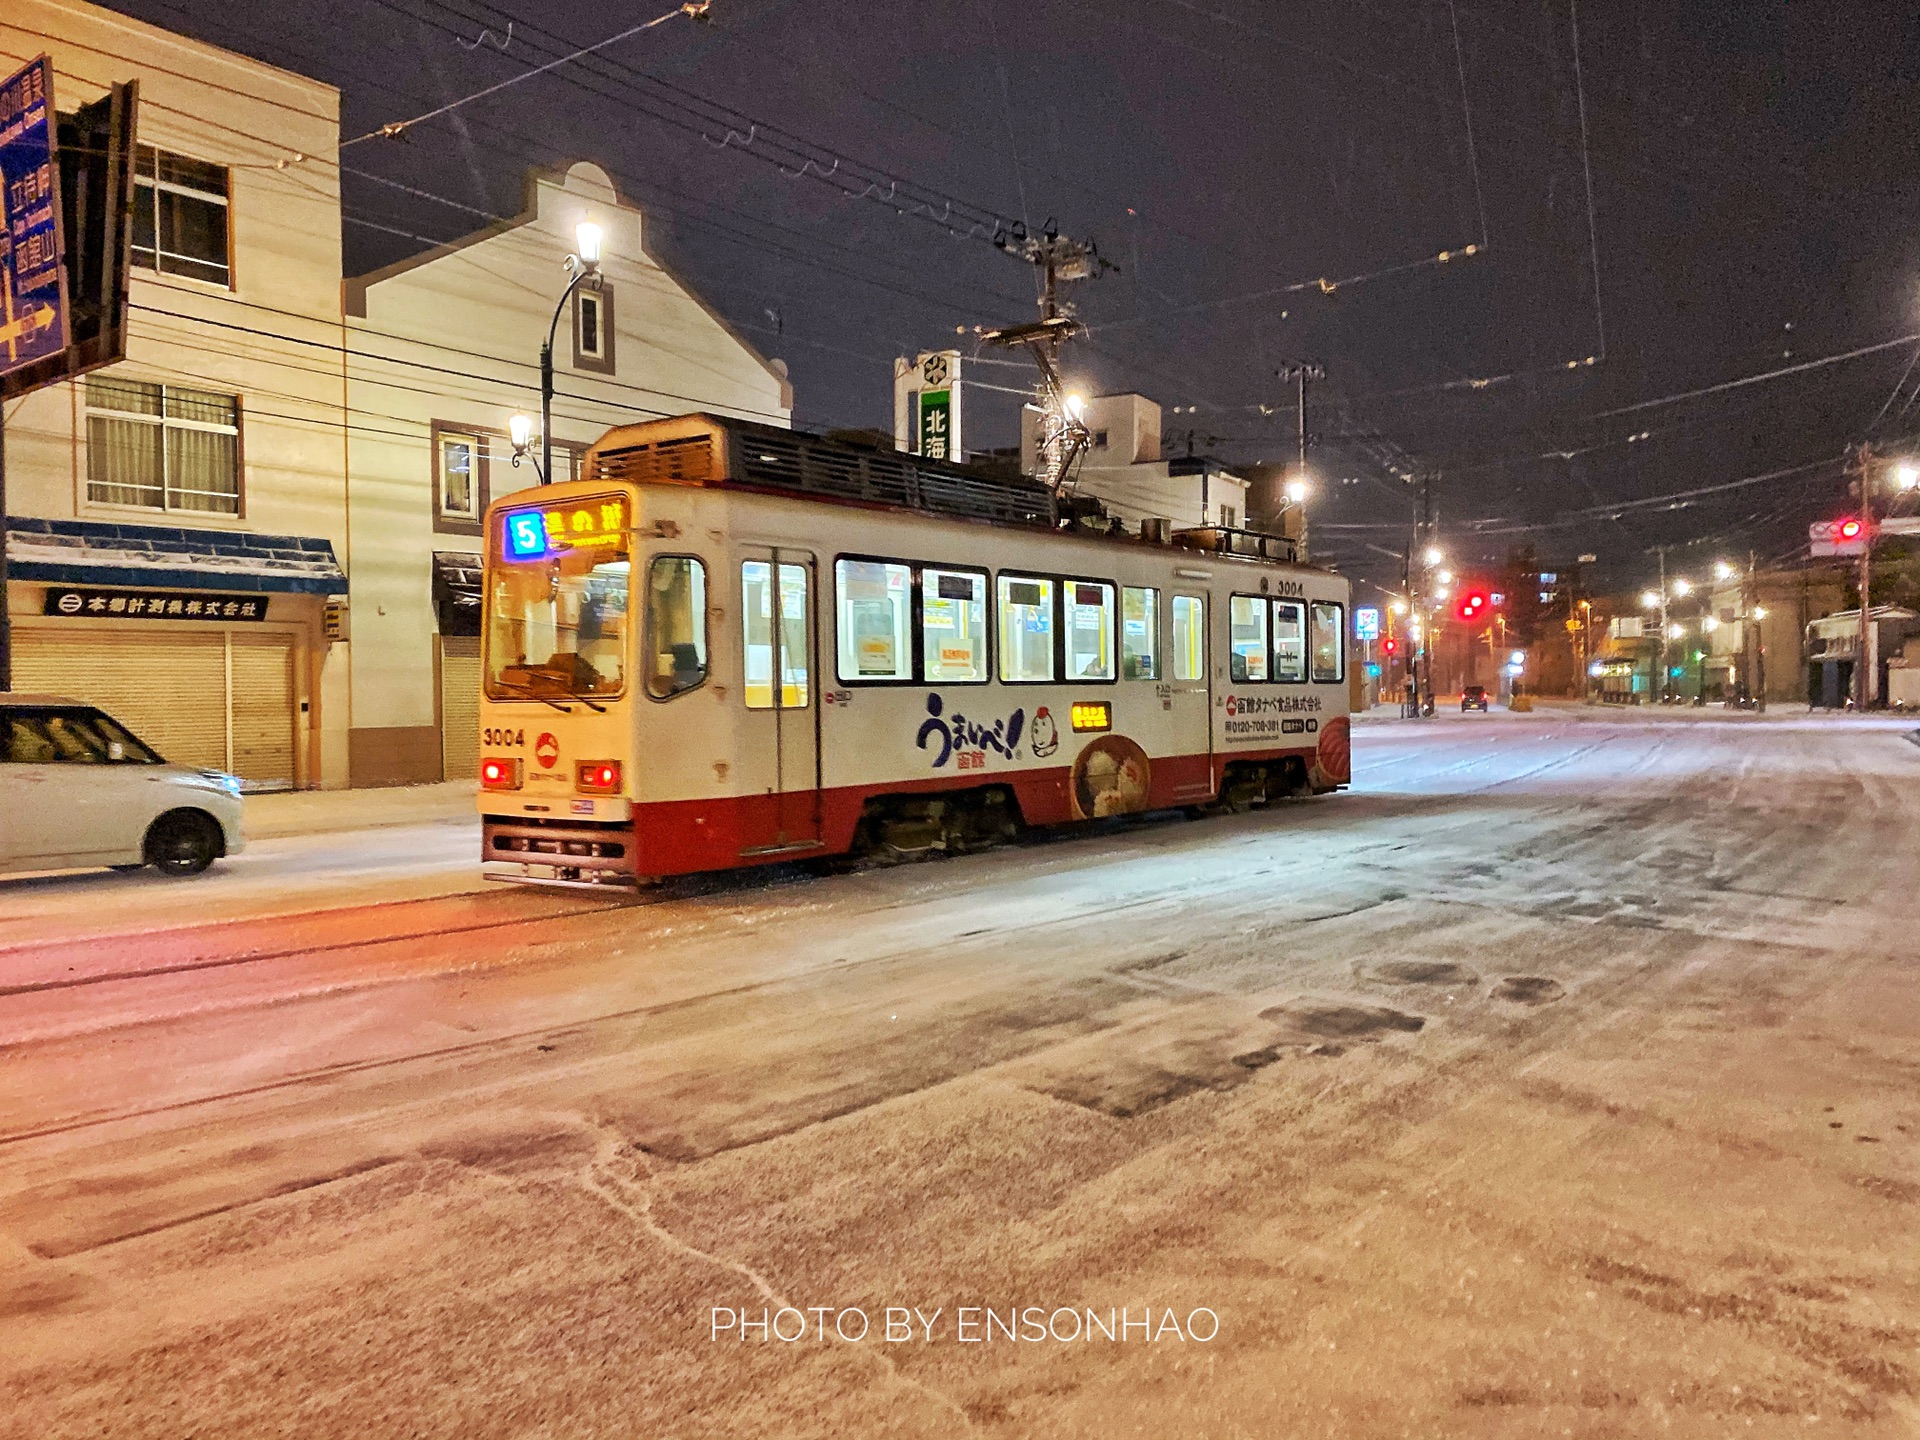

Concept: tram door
[[1169, 592, 1215, 800], [736, 547, 823, 854]]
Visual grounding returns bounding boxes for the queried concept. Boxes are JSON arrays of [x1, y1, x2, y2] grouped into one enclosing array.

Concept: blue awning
[[4, 516, 346, 594]]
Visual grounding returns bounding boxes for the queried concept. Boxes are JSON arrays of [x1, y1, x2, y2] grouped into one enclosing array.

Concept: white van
[[0, 694, 245, 878]]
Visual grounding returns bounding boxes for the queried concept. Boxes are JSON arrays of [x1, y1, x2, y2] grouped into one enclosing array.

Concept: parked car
[[1461, 685, 1491, 712], [0, 694, 244, 878]]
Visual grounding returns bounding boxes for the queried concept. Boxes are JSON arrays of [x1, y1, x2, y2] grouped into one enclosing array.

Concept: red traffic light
[[1382, 637, 1399, 655], [1838, 518, 1864, 540], [1455, 590, 1488, 621]]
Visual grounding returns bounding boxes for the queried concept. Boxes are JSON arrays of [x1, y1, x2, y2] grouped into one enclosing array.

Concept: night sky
[[105, 0, 1920, 596]]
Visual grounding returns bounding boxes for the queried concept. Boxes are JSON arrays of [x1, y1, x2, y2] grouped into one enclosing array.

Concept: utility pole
[[1745, 549, 1765, 712], [1855, 444, 1875, 710], [984, 223, 1111, 506], [1656, 545, 1671, 704], [1277, 360, 1323, 560]]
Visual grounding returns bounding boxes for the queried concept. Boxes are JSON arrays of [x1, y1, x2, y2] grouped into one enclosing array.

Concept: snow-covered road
[[1, 707, 1915, 1438]]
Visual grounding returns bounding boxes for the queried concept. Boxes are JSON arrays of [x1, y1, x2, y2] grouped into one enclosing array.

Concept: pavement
[[242, 779, 479, 839], [0, 709, 1916, 1438]]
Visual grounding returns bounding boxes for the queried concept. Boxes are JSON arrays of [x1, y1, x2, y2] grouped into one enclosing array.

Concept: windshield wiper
[[491, 679, 572, 713]]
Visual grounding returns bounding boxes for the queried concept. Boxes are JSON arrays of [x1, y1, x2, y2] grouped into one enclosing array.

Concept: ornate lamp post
[[509, 220, 603, 485]]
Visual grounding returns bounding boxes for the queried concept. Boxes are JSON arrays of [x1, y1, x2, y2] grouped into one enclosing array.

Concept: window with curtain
[[85, 377, 240, 514]]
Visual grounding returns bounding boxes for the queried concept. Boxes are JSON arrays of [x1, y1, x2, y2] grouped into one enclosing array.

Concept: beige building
[[341, 162, 790, 786], [4, 1, 789, 788], [3, 0, 348, 790]]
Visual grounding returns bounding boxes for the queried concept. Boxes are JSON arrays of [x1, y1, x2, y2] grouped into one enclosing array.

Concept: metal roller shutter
[[440, 635, 481, 780], [229, 633, 296, 788], [14, 630, 227, 771]]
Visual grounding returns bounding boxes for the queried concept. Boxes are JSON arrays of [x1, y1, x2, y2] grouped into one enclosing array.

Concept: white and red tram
[[476, 414, 1352, 884]]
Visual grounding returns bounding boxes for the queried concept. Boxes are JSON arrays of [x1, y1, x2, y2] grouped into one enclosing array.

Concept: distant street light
[[507, 412, 537, 476], [1672, 577, 1692, 597], [1640, 590, 1660, 610], [1436, 568, 1453, 585], [1713, 560, 1735, 581], [1424, 546, 1444, 566], [1667, 622, 1685, 641], [1702, 615, 1719, 633], [1897, 462, 1920, 491]]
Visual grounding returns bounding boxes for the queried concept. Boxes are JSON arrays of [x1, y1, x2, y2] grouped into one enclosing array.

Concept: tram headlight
[[576, 760, 623, 795], [480, 757, 523, 791]]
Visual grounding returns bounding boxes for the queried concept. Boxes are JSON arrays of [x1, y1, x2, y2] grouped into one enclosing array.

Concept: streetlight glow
[[1753, 606, 1768, 621], [1284, 477, 1308, 505], [508, 413, 534, 452], [1640, 590, 1660, 609], [1423, 546, 1443, 566], [1436, 569, 1453, 585], [1065, 392, 1088, 421], [1714, 560, 1735, 581], [1702, 616, 1719, 633], [1672, 577, 1692, 597], [575, 220, 604, 270], [1668, 622, 1685, 640], [1897, 462, 1920, 491]]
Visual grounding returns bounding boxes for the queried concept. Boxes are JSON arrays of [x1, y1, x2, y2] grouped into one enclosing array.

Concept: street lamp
[[1713, 560, 1735, 581], [1897, 462, 1920, 491], [1640, 590, 1660, 610], [1423, 545, 1444, 567], [508, 412, 540, 480], [1671, 577, 1692, 597], [529, 218, 606, 486]]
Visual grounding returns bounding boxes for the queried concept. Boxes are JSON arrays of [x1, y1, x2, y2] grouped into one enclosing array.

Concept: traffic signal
[[1456, 590, 1488, 622], [1382, 637, 1399, 655], [1838, 517, 1864, 542]]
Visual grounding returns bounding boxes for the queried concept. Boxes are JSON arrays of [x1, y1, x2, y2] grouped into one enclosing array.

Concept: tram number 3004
[[483, 728, 527, 747]]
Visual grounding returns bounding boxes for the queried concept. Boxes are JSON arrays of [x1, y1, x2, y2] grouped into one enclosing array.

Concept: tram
[[476, 413, 1352, 885]]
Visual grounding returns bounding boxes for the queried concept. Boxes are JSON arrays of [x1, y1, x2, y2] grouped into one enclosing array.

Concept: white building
[[1020, 392, 1251, 531], [341, 162, 789, 786], [3, 0, 350, 790], [3, 0, 788, 788]]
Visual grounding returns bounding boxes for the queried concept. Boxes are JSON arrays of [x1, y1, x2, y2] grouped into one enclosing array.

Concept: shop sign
[[42, 586, 268, 621]]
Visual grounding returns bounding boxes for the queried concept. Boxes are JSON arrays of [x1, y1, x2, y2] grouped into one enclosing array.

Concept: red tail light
[[480, 757, 523, 791], [576, 760, 623, 795]]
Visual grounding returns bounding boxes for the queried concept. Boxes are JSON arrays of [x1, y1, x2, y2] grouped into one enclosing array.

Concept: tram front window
[[487, 545, 631, 699]]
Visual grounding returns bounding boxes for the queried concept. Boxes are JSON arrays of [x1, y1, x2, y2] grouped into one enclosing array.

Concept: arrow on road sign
[[0, 305, 58, 347]]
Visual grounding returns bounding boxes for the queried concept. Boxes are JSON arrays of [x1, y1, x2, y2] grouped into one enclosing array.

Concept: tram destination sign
[[43, 586, 271, 621], [0, 55, 70, 380]]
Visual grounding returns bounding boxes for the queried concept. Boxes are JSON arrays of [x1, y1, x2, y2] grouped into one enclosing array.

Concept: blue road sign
[[0, 56, 69, 378]]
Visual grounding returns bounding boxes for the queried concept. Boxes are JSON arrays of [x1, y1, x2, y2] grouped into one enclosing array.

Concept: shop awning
[[4, 517, 346, 594], [433, 550, 482, 636]]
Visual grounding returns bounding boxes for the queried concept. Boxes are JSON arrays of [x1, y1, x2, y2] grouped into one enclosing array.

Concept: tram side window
[[1171, 595, 1205, 681], [1229, 595, 1269, 682], [997, 575, 1055, 682], [836, 558, 913, 681], [1122, 586, 1160, 680], [646, 556, 708, 698], [1064, 580, 1116, 681], [922, 567, 988, 683], [1272, 599, 1306, 683], [742, 560, 812, 709], [1310, 600, 1346, 684]]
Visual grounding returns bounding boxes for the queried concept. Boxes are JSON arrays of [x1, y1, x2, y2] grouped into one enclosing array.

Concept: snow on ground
[[0, 709, 1915, 1438]]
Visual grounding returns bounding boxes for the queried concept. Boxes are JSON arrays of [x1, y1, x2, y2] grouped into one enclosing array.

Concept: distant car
[[0, 694, 244, 878], [1461, 685, 1490, 712]]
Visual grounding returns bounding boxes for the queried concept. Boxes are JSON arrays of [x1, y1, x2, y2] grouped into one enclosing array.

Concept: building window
[[1229, 595, 1269, 682], [1219, 504, 1238, 529], [1172, 595, 1205, 681], [85, 376, 239, 514], [132, 145, 231, 287], [1122, 586, 1160, 680], [431, 422, 497, 534], [646, 557, 708, 698], [573, 285, 615, 374], [997, 575, 1056, 683], [438, 430, 482, 521], [835, 558, 914, 681], [1310, 601, 1346, 684], [1092, 429, 1109, 449]]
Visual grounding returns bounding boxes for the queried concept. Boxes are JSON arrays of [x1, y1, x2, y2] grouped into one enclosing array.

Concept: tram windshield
[[487, 494, 632, 699]]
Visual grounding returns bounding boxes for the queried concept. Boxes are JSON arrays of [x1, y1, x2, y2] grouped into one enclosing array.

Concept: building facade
[[4, 2, 788, 788], [4, 0, 349, 790], [341, 162, 789, 787]]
